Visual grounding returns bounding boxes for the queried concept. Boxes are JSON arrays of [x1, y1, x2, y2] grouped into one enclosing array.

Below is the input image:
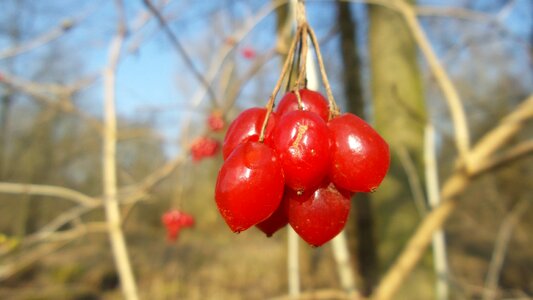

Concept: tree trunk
[[336, 2, 377, 296], [368, 0, 426, 287]]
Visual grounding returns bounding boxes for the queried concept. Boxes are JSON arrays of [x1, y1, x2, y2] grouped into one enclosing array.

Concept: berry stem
[[308, 27, 340, 120], [294, 25, 309, 110], [259, 26, 303, 142]]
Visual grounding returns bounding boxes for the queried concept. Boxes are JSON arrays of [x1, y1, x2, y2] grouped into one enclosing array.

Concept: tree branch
[[102, 1, 138, 299], [0, 182, 97, 206], [373, 94, 533, 300], [142, 0, 219, 106]]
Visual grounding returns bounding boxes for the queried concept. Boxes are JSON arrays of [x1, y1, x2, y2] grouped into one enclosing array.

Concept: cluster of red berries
[[215, 89, 390, 246], [189, 111, 225, 162], [161, 209, 195, 242]]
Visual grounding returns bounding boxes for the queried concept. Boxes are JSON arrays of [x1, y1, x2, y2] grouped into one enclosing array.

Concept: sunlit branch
[[0, 182, 97, 206]]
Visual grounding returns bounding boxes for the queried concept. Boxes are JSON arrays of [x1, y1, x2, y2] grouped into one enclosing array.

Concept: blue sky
[[1, 0, 531, 156]]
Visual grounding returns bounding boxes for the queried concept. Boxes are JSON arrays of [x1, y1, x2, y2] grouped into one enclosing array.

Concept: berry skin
[[271, 110, 330, 193], [256, 197, 288, 237], [190, 136, 220, 162], [276, 89, 329, 122], [328, 113, 390, 192], [161, 210, 195, 242], [222, 108, 278, 160], [207, 111, 225, 132], [286, 181, 351, 247], [215, 141, 284, 233]]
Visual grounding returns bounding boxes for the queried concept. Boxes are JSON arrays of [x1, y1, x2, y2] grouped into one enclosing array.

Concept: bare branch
[[483, 199, 531, 300], [0, 4, 97, 60], [373, 94, 533, 300], [474, 139, 533, 175], [396, 146, 427, 216], [468, 95, 533, 172], [0, 182, 97, 206], [142, 0, 219, 106], [0, 71, 103, 131], [101, 1, 138, 299], [393, 0, 471, 168]]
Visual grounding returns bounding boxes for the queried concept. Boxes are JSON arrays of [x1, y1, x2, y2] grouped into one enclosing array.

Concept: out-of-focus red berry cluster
[[161, 210, 195, 242], [189, 111, 226, 162]]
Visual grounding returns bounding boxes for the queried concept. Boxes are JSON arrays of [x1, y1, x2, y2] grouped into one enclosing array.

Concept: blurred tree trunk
[[336, 2, 377, 296], [0, 91, 12, 179], [367, 0, 426, 280]]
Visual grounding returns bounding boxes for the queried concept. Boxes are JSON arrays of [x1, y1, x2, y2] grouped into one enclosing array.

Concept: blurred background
[[0, 0, 531, 299]]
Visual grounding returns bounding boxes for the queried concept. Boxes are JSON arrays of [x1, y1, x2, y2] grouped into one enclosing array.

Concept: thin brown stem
[[307, 27, 339, 119], [259, 27, 303, 142], [296, 25, 309, 91]]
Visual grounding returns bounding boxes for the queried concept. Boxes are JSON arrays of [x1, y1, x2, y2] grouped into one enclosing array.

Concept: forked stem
[[308, 27, 340, 119], [259, 26, 303, 142]]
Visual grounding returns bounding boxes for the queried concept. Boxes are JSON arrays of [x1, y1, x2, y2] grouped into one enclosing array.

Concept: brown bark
[[337, 2, 377, 296]]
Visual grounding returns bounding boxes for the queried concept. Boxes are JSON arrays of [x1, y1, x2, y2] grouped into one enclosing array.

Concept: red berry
[[328, 113, 390, 192], [241, 47, 256, 59], [162, 210, 195, 242], [190, 136, 220, 161], [222, 108, 278, 160], [276, 89, 329, 122], [256, 197, 288, 237], [215, 141, 284, 233], [207, 111, 225, 132], [271, 110, 330, 193], [286, 182, 351, 247]]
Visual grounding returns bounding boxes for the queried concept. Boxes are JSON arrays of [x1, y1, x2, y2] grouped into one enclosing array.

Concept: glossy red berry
[[215, 141, 284, 233], [207, 110, 225, 132], [271, 110, 330, 193], [256, 197, 288, 237], [190, 136, 220, 162], [328, 113, 390, 192], [286, 182, 351, 247], [276, 89, 329, 122], [222, 107, 278, 160], [162, 210, 195, 242]]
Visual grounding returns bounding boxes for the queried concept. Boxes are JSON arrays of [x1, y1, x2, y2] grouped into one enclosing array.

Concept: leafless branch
[[396, 146, 427, 216], [373, 95, 533, 300], [0, 71, 102, 131], [0, 182, 97, 206], [393, 0, 471, 169], [142, 0, 219, 106], [0, 4, 98, 60], [101, 1, 138, 299], [483, 199, 531, 300]]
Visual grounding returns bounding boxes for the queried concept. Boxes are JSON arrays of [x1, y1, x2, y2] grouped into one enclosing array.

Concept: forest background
[[0, 0, 532, 299]]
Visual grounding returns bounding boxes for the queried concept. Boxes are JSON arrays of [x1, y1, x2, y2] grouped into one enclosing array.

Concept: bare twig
[[483, 199, 531, 300], [396, 146, 427, 216], [474, 139, 533, 175], [373, 95, 533, 300], [142, 0, 219, 106], [425, 124, 449, 300], [0, 182, 97, 206], [188, 0, 290, 108], [288, 227, 301, 297], [468, 95, 533, 173], [0, 240, 70, 281], [102, 1, 138, 299], [0, 3, 98, 60], [271, 288, 357, 300], [393, 0, 471, 169], [0, 71, 102, 131]]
